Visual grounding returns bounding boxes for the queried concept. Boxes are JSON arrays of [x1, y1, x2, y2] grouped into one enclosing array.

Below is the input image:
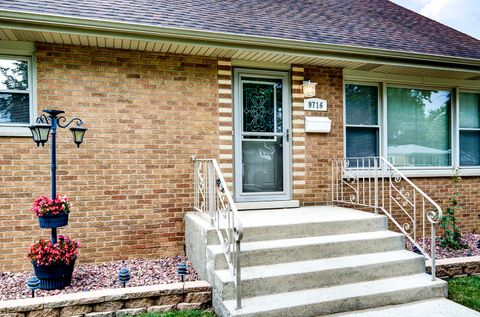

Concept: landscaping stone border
[[426, 256, 480, 278], [0, 281, 211, 317]]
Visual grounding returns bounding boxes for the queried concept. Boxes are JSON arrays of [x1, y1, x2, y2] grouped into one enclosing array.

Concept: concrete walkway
[[327, 298, 479, 317]]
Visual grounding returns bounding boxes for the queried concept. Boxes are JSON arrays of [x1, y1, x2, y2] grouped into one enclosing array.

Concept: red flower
[[27, 236, 80, 266]]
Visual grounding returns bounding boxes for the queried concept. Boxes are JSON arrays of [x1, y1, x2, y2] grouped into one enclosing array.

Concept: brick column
[[217, 59, 234, 189], [291, 66, 307, 201]]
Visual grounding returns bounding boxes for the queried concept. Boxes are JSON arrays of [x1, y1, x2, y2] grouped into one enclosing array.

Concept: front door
[[234, 68, 291, 202]]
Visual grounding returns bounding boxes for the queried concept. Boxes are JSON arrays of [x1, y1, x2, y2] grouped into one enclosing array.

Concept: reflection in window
[[345, 84, 379, 160], [387, 87, 451, 167], [459, 92, 480, 166], [0, 58, 31, 125]]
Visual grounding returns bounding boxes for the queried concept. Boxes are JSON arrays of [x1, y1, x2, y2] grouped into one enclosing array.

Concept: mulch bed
[[0, 256, 197, 301], [406, 233, 480, 259]]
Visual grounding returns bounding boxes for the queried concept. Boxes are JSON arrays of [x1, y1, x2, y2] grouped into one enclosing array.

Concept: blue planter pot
[[33, 260, 75, 290], [38, 213, 69, 228]]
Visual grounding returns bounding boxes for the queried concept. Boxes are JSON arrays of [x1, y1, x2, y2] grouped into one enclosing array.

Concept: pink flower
[[31, 195, 71, 217]]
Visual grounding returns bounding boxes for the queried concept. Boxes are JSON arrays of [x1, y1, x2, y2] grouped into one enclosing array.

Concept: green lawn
[[448, 275, 480, 312], [139, 309, 215, 317]]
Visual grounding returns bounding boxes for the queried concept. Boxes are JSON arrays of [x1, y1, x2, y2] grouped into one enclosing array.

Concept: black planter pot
[[32, 260, 75, 290], [38, 213, 69, 228]]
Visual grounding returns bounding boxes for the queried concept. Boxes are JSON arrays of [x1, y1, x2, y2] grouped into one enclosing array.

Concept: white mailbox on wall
[[305, 116, 332, 133]]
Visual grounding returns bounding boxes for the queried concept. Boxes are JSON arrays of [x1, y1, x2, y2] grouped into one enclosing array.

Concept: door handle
[[286, 129, 290, 142]]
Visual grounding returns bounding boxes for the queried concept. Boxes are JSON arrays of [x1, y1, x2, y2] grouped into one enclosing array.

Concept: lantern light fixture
[[29, 123, 51, 147], [70, 126, 88, 148], [302, 80, 317, 98]]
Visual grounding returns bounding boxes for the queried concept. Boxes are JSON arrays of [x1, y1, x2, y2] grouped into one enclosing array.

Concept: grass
[[448, 275, 480, 312], [139, 309, 215, 317]]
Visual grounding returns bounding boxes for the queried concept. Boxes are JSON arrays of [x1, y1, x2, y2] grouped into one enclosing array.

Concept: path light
[[26, 276, 40, 298], [177, 262, 188, 282], [302, 80, 317, 98], [118, 267, 131, 288], [412, 245, 422, 255]]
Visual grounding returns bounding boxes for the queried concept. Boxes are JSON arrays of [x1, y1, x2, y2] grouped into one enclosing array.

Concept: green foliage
[[439, 172, 467, 250], [138, 310, 215, 317], [448, 276, 480, 312]]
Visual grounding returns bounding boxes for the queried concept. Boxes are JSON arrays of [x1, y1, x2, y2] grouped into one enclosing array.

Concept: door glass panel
[[242, 137, 283, 192], [241, 77, 284, 193]]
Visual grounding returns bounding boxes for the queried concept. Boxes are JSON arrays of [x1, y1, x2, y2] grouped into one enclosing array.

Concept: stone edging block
[[0, 281, 211, 314]]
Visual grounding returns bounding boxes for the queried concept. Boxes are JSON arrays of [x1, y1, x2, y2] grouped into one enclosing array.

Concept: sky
[[390, 0, 480, 39]]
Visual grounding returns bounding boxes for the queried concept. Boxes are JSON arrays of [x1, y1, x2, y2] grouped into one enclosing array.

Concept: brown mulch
[[406, 233, 480, 259], [0, 256, 197, 301]]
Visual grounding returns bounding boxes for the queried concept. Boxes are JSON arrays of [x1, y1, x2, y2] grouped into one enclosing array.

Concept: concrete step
[[215, 250, 425, 300], [186, 207, 388, 246], [237, 206, 387, 242], [220, 274, 447, 317], [208, 230, 405, 270], [326, 298, 479, 317]]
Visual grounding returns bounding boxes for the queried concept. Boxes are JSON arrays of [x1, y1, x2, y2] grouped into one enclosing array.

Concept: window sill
[[0, 126, 32, 137], [344, 168, 480, 178]]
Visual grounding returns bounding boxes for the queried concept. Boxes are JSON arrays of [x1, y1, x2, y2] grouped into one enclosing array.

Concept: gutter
[[0, 9, 479, 72]]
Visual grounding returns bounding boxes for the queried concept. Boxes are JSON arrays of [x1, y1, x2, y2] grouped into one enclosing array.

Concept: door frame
[[233, 68, 292, 202]]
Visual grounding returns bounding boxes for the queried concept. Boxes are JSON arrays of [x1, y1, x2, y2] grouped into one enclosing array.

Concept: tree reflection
[[0, 60, 29, 123]]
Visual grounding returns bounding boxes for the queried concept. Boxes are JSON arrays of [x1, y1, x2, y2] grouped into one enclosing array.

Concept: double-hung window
[[0, 56, 34, 136], [459, 92, 480, 167], [345, 83, 380, 159]]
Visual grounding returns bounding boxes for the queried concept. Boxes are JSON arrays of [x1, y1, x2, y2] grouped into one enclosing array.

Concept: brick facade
[[0, 44, 219, 271], [0, 43, 478, 272]]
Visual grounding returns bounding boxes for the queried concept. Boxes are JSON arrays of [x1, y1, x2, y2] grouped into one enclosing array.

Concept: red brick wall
[[0, 44, 219, 271]]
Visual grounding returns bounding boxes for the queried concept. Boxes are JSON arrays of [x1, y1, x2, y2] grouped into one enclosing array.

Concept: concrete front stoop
[[185, 206, 476, 317]]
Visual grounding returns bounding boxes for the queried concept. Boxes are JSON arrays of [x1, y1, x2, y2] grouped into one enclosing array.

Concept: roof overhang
[[0, 9, 479, 82]]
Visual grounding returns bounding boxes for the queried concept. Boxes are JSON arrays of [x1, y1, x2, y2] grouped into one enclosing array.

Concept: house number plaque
[[304, 98, 327, 111]]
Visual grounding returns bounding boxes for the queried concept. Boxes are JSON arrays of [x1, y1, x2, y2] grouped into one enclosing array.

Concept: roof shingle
[[1, 0, 479, 60]]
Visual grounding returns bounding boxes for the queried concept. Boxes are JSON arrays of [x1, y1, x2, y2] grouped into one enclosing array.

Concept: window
[[345, 84, 379, 159], [0, 56, 34, 136], [459, 92, 480, 166], [344, 81, 480, 174], [387, 87, 451, 167]]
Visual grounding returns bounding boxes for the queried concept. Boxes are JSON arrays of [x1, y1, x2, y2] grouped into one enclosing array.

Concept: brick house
[[0, 1, 480, 315]]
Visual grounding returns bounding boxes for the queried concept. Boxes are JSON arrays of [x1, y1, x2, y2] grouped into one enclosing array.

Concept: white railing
[[192, 157, 244, 309], [331, 157, 443, 280]]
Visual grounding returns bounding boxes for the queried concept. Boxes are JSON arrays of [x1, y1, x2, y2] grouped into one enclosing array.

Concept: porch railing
[[331, 157, 443, 280], [192, 157, 244, 309]]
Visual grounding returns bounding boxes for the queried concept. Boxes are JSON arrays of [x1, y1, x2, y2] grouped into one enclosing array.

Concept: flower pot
[[38, 213, 69, 228], [32, 260, 75, 290]]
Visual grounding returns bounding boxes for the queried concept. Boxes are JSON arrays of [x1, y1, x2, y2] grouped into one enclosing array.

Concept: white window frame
[[344, 81, 382, 158], [458, 89, 480, 169], [343, 80, 480, 177], [0, 54, 36, 137]]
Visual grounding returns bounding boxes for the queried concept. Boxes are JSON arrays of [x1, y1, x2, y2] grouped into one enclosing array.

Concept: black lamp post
[[29, 109, 87, 244]]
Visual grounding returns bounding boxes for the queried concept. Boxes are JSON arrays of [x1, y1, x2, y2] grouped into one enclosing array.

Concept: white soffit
[[0, 27, 479, 81]]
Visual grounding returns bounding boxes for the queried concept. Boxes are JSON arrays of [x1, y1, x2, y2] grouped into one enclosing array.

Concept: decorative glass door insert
[[234, 69, 291, 202]]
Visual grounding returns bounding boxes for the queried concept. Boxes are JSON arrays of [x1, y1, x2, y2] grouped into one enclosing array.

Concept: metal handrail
[[192, 157, 243, 309], [331, 156, 443, 280]]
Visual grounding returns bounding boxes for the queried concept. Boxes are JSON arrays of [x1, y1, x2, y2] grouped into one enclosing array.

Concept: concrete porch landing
[[239, 205, 382, 227], [185, 205, 454, 316]]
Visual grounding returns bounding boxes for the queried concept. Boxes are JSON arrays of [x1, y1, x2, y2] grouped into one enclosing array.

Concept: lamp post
[[29, 109, 87, 244]]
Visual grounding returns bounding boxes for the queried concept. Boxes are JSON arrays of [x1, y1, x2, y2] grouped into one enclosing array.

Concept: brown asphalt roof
[[0, 0, 479, 60]]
